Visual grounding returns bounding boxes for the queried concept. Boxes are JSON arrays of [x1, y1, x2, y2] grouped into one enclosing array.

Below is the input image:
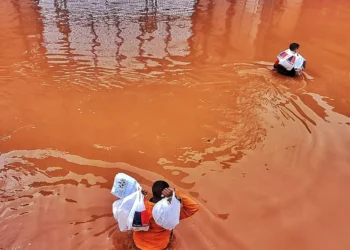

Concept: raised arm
[[176, 190, 200, 220]]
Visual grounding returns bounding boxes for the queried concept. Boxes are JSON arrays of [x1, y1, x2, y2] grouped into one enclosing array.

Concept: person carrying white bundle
[[133, 181, 199, 250], [273, 42, 307, 77]]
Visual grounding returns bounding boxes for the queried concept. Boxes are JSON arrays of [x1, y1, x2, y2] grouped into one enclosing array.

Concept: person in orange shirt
[[133, 180, 200, 250]]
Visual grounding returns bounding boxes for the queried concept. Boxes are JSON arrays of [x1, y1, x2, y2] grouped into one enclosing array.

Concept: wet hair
[[152, 180, 169, 198], [289, 43, 300, 51]]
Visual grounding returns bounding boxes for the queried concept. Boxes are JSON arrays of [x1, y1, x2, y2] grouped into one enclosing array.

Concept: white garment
[[277, 49, 306, 71]]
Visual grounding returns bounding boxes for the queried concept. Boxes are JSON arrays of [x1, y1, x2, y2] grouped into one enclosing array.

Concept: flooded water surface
[[1, 0, 350, 249]]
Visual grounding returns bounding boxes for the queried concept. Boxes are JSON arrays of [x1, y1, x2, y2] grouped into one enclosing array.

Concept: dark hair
[[152, 180, 169, 198], [289, 43, 300, 51]]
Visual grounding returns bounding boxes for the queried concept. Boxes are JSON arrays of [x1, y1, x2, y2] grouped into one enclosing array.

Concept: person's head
[[152, 180, 169, 199], [289, 43, 300, 52]]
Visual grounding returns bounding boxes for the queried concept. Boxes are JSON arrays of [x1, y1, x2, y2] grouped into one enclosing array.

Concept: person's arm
[[161, 188, 200, 219], [176, 190, 199, 220]]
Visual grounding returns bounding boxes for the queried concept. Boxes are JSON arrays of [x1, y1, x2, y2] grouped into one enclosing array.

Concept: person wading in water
[[133, 181, 199, 250], [274, 42, 307, 77]]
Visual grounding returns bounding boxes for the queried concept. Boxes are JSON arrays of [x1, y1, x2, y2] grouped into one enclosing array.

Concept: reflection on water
[[1, 0, 350, 249], [38, 0, 196, 88]]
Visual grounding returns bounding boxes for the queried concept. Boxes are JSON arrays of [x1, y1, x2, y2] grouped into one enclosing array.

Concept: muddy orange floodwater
[[1, 0, 350, 249]]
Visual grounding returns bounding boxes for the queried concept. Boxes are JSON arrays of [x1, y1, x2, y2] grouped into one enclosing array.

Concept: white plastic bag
[[112, 188, 149, 232], [112, 199, 129, 231], [152, 191, 181, 230], [111, 173, 139, 199], [294, 54, 306, 71], [277, 49, 306, 71]]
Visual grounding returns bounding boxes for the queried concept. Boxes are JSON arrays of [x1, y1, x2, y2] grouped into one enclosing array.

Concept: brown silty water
[[1, 0, 350, 249]]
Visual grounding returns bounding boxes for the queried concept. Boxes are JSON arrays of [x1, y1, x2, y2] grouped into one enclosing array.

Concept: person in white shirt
[[273, 43, 306, 77]]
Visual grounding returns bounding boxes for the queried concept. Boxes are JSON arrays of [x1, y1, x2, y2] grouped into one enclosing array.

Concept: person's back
[[274, 42, 306, 77], [133, 181, 199, 250]]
